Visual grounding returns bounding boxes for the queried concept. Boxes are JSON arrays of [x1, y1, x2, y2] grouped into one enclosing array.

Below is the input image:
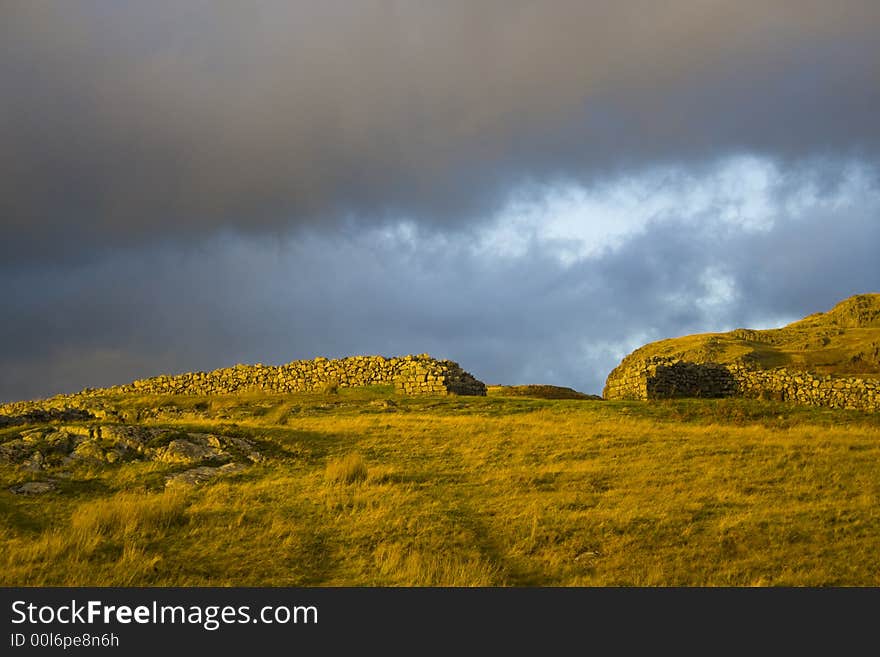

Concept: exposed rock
[[246, 451, 266, 464], [154, 439, 219, 464], [22, 451, 44, 471], [70, 440, 107, 462], [0, 408, 93, 429], [41, 431, 73, 452], [0, 439, 36, 464], [57, 425, 92, 438], [20, 428, 49, 442], [164, 462, 248, 488], [10, 481, 55, 495], [2, 424, 257, 472], [100, 425, 159, 451]]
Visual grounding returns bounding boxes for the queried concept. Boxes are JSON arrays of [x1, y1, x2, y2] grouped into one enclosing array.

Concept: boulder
[[10, 481, 55, 495], [164, 462, 247, 488], [155, 439, 219, 464]]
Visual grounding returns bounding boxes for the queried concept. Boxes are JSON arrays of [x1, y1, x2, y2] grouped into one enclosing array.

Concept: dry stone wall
[[727, 364, 880, 411], [393, 358, 487, 396], [111, 354, 486, 397], [1, 354, 486, 413], [604, 356, 880, 412]]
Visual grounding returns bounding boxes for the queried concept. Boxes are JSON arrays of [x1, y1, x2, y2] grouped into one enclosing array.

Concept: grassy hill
[[3, 386, 880, 586], [615, 293, 880, 378], [487, 384, 602, 400]]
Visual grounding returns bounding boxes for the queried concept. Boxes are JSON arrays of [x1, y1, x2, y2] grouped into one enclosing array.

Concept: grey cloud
[[3, 184, 878, 403], [3, 1, 880, 263]]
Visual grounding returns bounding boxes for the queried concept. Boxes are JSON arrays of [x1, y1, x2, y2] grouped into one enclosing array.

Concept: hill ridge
[[604, 293, 880, 410]]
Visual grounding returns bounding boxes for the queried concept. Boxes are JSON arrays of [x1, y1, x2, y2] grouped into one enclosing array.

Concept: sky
[[2, 1, 880, 401]]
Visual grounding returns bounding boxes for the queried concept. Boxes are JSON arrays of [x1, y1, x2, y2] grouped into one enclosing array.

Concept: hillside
[[2, 299, 880, 586], [2, 387, 880, 586], [613, 293, 880, 378]]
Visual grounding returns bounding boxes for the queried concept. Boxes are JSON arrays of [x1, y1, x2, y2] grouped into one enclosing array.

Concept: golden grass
[[0, 489, 188, 585], [1, 391, 879, 586], [325, 453, 368, 485]]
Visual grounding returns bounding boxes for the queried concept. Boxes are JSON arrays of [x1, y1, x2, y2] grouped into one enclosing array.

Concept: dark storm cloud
[[3, 182, 878, 403], [3, 2, 880, 403], [3, 1, 880, 263]]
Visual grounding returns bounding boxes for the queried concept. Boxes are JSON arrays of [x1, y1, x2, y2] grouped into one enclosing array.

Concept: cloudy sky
[[2, 1, 880, 401]]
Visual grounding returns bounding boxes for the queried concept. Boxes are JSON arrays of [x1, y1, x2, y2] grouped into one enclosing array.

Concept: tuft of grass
[[69, 489, 188, 538], [0, 489, 188, 585], [325, 453, 368, 485], [372, 542, 502, 586]]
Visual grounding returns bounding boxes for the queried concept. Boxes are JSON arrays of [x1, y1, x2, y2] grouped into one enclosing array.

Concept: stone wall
[[603, 358, 735, 401], [392, 358, 487, 396], [1, 354, 486, 413], [603, 356, 880, 412], [727, 364, 879, 411]]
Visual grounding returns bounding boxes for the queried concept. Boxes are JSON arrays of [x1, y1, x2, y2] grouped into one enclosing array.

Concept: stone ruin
[[0, 354, 486, 413], [603, 356, 880, 412]]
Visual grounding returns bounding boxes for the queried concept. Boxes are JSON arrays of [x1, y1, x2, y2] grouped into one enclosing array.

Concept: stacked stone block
[[645, 361, 737, 398], [1, 354, 487, 413], [393, 359, 487, 396], [603, 356, 879, 412]]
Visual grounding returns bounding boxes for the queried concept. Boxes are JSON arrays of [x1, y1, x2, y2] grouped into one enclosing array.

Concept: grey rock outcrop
[[1, 425, 260, 470]]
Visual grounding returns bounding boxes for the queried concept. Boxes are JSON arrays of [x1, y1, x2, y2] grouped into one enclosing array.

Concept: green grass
[[2, 389, 879, 586]]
